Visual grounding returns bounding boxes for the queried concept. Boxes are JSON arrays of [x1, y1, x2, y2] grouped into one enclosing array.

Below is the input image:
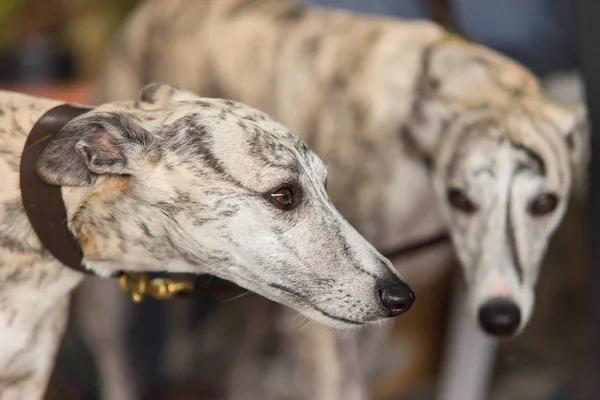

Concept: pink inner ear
[[93, 129, 124, 157]]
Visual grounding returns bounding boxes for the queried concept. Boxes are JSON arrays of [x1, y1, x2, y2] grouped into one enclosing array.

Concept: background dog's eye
[[271, 187, 294, 208], [529, 193, 559, 215], [447, 188, 477, 213]]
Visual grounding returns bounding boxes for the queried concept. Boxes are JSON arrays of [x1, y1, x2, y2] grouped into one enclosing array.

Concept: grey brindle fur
[[88, 0, 589, 398], [0, 84, 411, 399]]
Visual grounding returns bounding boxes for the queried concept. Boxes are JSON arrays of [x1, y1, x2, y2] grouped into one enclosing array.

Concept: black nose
[[478, 298, 521, 336], [379, 282, 415, 317]]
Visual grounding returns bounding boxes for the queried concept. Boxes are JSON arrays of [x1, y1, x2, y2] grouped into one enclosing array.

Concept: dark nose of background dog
[[378, 281, 415, 317], [478, 297, 521, 336]]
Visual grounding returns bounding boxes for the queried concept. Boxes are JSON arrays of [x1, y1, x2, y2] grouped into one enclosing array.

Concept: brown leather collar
[[381, 231, 450, 260], [20, 104, 94, 274]]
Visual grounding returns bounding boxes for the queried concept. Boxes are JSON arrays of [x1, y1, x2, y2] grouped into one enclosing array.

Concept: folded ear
[[402, 99, 454, 162], [563, 107, 590, 172], [138, 83, 200, 109], [37, 112, 159, 186]]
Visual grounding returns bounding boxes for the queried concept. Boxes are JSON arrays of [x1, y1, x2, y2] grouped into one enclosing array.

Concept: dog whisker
[[294, 316, 314, 334], [222, 290, 253, 303]]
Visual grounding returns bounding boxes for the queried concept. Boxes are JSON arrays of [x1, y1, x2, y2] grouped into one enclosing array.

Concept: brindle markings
[[301, 35, 321, 57], [164, 117, 231, 178], [522, 108, 568, 185], [274, 3, 307, 22], [505, 176, 524, 283], [512, 142, 546, 176], [227, 0, 268, 18], [0, 200, 45, 255], [505, 140, 549, 283]]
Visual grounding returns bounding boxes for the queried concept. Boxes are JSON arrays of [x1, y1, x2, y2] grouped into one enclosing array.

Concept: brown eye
[[270, 187, 294, 208], [447, 188, 477, 213], [529, 193, 559, 215]]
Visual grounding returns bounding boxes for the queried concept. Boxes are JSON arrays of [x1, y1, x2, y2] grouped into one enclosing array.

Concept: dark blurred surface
[[577, 0, 600, 399]]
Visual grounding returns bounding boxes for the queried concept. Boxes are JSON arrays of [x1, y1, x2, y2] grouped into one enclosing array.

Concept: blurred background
[[0, 0, 591, 399]]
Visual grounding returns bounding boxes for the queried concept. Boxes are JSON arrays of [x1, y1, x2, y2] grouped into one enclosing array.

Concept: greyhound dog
[[0, 83, 413, 400], [85, 0, 589, 398]]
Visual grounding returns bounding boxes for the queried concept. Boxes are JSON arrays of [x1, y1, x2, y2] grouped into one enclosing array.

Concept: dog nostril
[[478, 298, 521, 337], [379, 282, 415, 317]]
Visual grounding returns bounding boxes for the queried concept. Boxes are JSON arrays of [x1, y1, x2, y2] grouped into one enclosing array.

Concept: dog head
[[37, 83, 414, 328], [406, 38, 588, 336]]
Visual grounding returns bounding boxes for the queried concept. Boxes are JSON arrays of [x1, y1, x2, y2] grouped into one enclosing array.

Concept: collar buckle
[[118, 272, 195, 302]]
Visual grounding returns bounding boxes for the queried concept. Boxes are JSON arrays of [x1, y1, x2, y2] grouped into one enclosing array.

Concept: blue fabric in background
[[301, 0, 579, 77], [297, 0, 428, 18]]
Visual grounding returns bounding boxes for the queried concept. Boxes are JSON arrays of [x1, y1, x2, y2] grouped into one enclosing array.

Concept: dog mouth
[[312, 306, 366, 326], [267, 282, 367, 326]]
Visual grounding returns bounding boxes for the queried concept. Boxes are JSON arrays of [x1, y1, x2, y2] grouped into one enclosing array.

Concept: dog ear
[[138, 83, 199, 108], [563, 107, 590, 173], [37, 112, 159, 186], [402, 99, 452, 160]]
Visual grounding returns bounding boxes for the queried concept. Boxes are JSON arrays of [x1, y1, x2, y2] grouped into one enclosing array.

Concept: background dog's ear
[[37, 112, 160, 186], [563, 108, 590, 172], [402, 99, 452, 161], [138, 83, 199, 108], [543, 102, 590, 173]]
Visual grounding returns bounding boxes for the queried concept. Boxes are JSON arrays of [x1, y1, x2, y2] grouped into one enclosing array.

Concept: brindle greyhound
[[0, 83, 414, 399]]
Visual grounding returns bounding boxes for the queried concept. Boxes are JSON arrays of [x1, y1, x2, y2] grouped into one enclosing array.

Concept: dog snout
[[478, 297, 521, 336], [378, 281, 415, 317]]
